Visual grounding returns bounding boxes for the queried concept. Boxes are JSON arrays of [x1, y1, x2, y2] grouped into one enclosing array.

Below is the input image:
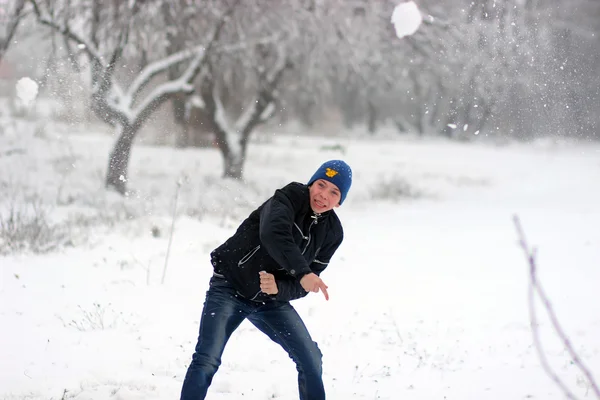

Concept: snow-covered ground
[[1, 122, 600, 399]]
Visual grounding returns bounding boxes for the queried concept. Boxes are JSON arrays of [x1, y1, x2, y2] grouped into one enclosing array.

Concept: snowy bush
[[370, 175, 422, 201], [319, 143, 346, 154], [59, 303, 121, 331], [0, 196, 69, 254]]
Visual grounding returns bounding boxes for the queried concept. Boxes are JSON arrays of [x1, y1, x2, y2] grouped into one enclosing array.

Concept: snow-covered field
[[1, 122, 600, 400]]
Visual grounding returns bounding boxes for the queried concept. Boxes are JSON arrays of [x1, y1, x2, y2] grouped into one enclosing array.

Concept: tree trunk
[[218, 132, 247, 179], [431, 80, 450, 133], [394, 119, 408, 134], [223, 153, 244, 179], [473, 102, 492, 136], [367, 100, 377, 134], [106, 124, 136, 194], [410, 71, 425, 135], [443, 98, 459, 138]]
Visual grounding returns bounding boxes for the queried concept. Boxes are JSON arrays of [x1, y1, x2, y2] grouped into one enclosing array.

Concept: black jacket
[[210, 182, 344, 302]]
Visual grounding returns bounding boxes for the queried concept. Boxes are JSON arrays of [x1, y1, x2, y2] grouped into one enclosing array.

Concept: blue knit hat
[[307, 160, 352, 205]]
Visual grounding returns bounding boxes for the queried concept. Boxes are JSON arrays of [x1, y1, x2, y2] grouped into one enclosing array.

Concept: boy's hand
[[300, 273, 329, 301], [259, 271, 278, 295]]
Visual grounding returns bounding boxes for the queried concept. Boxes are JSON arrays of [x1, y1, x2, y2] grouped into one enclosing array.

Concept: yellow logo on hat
[[325, 168, 338, 178]]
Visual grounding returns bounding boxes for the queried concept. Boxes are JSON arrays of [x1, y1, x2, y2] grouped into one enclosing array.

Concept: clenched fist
[[300, 273, 329, 301], [259, 271, 278, 295]]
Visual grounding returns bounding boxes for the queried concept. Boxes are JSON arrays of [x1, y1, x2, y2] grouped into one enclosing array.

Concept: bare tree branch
[[178, 0, 240, 84], [236, 47, 291, 140], [127, 45, 204, 104], [31, 0, 132, 128], [514, 215, 600, 400], [198, 63, 230, 156], [131, 0, 239, 130], [127, 33, 280, 106], [99, 26, 130, 96], [29, 0, 103, 63], [0, 0, 27, 63]]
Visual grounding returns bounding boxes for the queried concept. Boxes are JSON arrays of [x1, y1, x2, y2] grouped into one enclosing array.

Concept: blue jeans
[[180, 276, 325, 400]]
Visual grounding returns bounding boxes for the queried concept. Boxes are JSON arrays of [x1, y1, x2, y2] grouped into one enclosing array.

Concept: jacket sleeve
[[259, 183, 313, 279], [274, 228, 343, 302]]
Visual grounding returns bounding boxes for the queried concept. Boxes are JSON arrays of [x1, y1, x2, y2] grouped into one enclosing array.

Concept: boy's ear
[[334, 203, 340, 208]]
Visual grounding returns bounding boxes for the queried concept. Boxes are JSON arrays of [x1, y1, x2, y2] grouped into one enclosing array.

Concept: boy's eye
[[318, 182, 325, 187]]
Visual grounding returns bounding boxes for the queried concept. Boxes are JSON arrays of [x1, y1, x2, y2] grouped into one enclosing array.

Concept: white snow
[[391, 1, 423, 39], [1, 124, 600, 400], [15, 77, 39, 107], [189, 94, 205, 109]]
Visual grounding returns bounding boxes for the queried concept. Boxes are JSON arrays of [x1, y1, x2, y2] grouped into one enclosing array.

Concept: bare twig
[[162, 179, 182, 284], [389, 311, 404, 346], [513, 215, 600, 399]]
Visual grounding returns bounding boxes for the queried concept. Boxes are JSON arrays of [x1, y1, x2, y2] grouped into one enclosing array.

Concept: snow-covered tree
[[30, 0, 237, 194], [398, 0, 600, 140], [173, 0, 310, 179]]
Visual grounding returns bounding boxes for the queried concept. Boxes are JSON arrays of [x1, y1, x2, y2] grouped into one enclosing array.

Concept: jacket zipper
[[238, 245, 261, 266], [302, 214, 319, 255], [294, 223, 308, 240]]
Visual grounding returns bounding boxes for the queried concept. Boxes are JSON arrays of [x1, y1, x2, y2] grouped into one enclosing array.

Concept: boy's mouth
[[314, 198, 326, 208]]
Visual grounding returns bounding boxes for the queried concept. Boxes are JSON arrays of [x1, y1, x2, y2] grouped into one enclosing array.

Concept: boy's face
[[309, 179, 341, 213]]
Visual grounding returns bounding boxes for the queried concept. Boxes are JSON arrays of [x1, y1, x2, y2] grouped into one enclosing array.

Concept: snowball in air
[[16, 77, 39, 107], [391, 1, 423, 39]]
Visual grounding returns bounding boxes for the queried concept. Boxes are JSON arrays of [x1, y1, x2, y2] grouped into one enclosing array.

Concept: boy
[[180, 160, 352, 400]]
